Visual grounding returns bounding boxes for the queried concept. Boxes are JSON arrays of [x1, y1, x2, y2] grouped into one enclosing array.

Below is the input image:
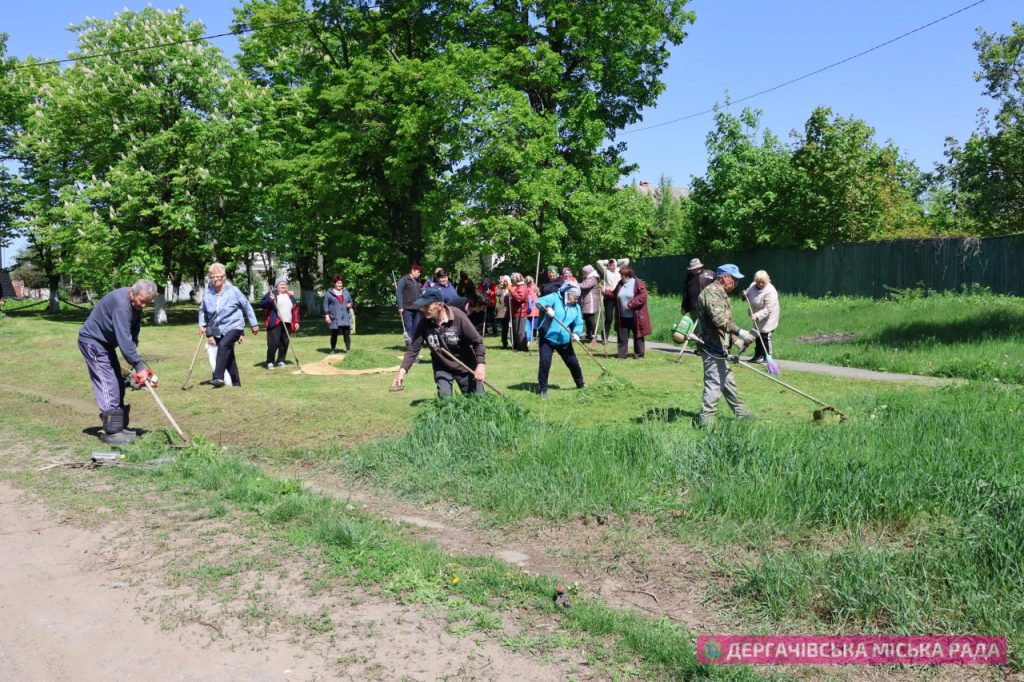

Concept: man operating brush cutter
[[392, 288, 487, 398], [695, 264, 758, 428], [534, 283, 586, 399], [77, 279, 159, 445]]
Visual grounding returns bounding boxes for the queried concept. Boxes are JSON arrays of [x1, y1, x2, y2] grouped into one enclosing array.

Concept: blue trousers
[[79, 339, 125, 413], [402, 309, 420, 340]]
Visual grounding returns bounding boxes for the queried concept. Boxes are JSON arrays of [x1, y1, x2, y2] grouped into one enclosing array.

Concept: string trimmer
[[686, 333, 846, 422], [127, 369, 192, 446]]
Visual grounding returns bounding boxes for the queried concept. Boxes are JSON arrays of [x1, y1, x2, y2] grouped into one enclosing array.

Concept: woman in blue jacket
[[322, 275, 354, 353], [534, 283, 585, 399], [198, 263, 259, 388]]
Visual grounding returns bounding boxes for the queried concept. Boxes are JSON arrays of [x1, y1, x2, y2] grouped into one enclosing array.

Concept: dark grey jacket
[[78, 288, 145, 371], [400, 306, 485, 375]]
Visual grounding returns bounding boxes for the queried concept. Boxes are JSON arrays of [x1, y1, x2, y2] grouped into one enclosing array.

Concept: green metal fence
[[634, 234, 1024, 299]]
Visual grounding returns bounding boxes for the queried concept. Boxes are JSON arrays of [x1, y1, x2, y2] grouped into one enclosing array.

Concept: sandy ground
[[0, 480, 582, 681]]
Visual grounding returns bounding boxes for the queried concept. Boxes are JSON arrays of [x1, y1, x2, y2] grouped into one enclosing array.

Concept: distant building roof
[[627, 180, 690, 200]]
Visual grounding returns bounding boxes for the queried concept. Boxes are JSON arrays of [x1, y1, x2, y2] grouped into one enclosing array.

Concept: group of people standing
[[75, 256, 781, 445], [392, 257, 657, 400], [396, 259, 654, 362]]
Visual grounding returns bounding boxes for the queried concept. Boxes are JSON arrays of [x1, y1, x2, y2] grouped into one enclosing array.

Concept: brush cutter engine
[[670, 314, 696, 345]]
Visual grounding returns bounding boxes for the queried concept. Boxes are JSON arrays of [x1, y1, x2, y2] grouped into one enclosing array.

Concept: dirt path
[[0, 479, 582, 681]]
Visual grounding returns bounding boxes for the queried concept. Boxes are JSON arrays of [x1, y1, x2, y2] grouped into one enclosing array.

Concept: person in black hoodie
[[682, 257, 716, 317], [392, 288, 486, 398], [397, 263, 423, 342]]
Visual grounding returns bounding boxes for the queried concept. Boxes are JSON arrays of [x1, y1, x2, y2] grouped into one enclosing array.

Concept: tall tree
[[235, 0, 694, 289], [939, 22, 1024, 235], [13, 8, 269, 297]]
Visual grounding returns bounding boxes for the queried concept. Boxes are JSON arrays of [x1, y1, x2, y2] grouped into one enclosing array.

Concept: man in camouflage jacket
[[696, 264, 757, 427]]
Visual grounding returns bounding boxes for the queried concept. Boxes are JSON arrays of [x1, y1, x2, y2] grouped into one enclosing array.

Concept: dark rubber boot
[[121, 404, 137, 436], [100, 409, 135, 445]]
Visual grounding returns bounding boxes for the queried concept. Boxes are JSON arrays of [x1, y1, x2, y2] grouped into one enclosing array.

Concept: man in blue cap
[[695, 264, 757, 426], [392, 287, 486, 398]]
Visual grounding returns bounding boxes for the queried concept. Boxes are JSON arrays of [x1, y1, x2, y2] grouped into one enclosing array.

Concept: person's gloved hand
[[545, 307, 555, 318], [737, 329, 756, 344], [130, 367, 156, 389], [571, 333, 580, 343]]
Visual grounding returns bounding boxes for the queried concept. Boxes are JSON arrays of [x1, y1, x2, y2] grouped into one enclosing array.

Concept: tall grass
[[645, 287, 1024, 383], [337, 388, 1024, 658]]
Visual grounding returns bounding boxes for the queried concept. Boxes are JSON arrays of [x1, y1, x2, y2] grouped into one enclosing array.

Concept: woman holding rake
[[534, 283, 586, 399], [745, 270, 780, 368]]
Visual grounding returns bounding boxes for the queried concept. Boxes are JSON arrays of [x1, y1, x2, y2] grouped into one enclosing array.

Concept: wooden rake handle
[[435, 347, 504, 397]]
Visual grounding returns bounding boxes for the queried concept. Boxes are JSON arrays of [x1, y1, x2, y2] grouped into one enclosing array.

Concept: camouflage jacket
[[697, 281, 740, 351]]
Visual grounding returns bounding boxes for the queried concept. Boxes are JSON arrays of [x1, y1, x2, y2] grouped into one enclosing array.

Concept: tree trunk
[[47, 273, 60, 313]]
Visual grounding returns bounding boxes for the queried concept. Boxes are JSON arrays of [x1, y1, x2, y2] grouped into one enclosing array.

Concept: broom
[[744, 286, 780, 375]]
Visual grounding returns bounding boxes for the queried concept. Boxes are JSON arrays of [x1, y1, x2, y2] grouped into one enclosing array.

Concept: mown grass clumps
[[119, 438, 744, 680], [339, 386, 1024, 661], [337, 347, 400, 370]]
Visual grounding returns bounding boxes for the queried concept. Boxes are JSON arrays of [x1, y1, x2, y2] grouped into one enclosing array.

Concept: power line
[[621, 0, 989, 136], [12, 16, 311, 70]]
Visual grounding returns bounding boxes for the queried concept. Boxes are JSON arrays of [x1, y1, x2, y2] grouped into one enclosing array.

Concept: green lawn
[[645, 287, 1024, 383], [2, 297, 1021, 674]]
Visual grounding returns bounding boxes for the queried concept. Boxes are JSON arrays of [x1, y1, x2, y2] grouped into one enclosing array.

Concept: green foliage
[[233, 0, 696, 284], [937, 22, 1024, 236], [11, 8, 269, 293], [688, 106, 926, 252]]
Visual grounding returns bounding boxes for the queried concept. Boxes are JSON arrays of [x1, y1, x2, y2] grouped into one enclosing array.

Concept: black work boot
[[100, 408, 135, 445], [121, 404, 137, 436]]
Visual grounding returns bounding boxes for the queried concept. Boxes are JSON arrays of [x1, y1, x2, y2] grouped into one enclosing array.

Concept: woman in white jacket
[[745, 270, 780, 364]]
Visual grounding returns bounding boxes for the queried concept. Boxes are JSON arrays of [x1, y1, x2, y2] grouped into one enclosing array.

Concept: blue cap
[[413, 287, 444, 308], [715, 264, 744, 279]]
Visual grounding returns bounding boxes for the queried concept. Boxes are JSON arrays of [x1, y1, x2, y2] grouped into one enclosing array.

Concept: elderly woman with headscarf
[[198, 263, 259, 387], [495, 275, 512, 348], [745, 270, 780, 363], [508, 272, 530, 352], [578, 264, 602, 343], [534, 282, 585, 399], [608, 267, 651, 359], [260, 277, 300, 369], [322, 274, 354, 354]]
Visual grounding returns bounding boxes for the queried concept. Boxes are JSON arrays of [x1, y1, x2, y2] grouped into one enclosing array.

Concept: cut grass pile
[[336, 386, 1024, 660], [334, 347, 400, 370], [646, 286, 1024, 383]]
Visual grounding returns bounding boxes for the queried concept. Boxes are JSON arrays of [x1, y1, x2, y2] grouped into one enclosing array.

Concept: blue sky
[[1, 0, 1018, 260]]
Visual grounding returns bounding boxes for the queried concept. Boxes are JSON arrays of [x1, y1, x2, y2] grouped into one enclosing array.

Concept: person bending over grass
[[78, 279, 159, 444], [534, 283, 586, 399], [392, 287, 487, 398]]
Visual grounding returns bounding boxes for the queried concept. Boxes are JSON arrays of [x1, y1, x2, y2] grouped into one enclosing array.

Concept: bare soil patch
[[797, 332, 859, 344], [0, 453, 588, 680]]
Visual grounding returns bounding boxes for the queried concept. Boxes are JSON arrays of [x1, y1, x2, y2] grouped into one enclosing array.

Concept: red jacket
[[509, 284, 530, 318], [611, 276, 652, 338]]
